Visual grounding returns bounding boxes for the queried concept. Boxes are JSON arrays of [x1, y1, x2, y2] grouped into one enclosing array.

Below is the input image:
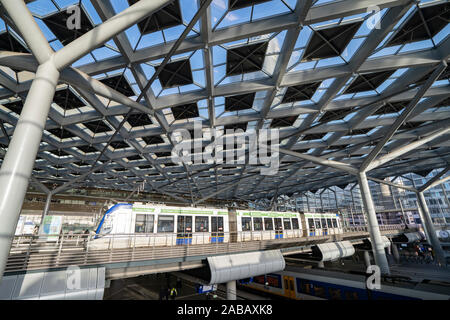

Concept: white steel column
[[416, 192, 446, 265], [0, 61, 60, 278], [357, 171, 390, 274], [226, 280, 236, 300], [39, 193, 53, 233]]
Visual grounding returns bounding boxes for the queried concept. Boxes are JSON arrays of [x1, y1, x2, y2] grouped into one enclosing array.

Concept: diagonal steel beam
[[361, 61, 448, 171]]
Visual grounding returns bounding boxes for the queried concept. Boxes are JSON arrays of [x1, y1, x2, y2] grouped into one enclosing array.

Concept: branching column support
[[0, 0, 173, 282]]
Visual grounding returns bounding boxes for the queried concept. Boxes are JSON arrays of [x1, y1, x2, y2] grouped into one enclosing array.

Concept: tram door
[[177, 216, 192, 245], [274, 218, 283, 239], [211, 216, 224, 243], [283, 276, 296, 299], [321, 218, 328, 235]]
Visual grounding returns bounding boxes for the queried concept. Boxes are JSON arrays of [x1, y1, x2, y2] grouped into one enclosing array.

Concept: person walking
[[169, 287, 178, 300]]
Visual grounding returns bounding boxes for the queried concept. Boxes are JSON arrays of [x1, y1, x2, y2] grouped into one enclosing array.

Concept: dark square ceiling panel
[[302, 132, 326, 141], [156, 59, 193, 89], [350, 128, 372, 135], [127, 155, 142, 161], [224, 122, 248, 132], [302, 21, 362, 61], [319, 108, 353, 123], [344, 70, 395, 94], [128, 0, 182, 34], [42, 8, 94, 45], [155, 152, 171, 158], [3, 100, 23, 114], [225, 93, 255, 111], [142, 135, 164, 145], [0, 32, 28, 53], [270, 116, 297, 128], [373, 101, 407, 115], [388, 3, 450, 46], [226, 41, 268, 76], [127, 113, 153, 127], [83, 120, 112, 133], [48, 149, 70, 157], [229, 0, 271, 10], [99, 75, 135, 97], [53, 88, 85, 110], [77, 145, 98, 153], [110, 141, 130, 149], [282, 82, 321, 103], [74, 161, 90, 167], [171, 103, 199, 120], [48, 128, 76, 140]]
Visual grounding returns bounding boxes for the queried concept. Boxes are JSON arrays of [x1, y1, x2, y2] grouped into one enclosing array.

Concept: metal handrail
[[6, 225, 407, 273]]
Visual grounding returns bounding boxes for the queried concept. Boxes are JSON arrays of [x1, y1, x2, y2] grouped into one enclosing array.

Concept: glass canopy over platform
[[0, 0, 448, 203]]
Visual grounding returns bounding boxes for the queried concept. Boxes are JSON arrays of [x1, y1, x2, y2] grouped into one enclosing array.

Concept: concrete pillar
[[226, 281, 236, 300], [363, 251, 371, 268], [0, 61, 60, 281], [357, 171, 390, 274], [416, 192, 446, 265], [392, 243, 400, 263]]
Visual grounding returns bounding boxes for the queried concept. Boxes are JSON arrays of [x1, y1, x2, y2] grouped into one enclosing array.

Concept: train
[[241, 268, 450, 300], [89, 203, 344, 249]]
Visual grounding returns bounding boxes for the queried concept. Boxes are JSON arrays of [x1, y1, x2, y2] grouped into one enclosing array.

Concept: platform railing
[[6, 224, 407, 273]]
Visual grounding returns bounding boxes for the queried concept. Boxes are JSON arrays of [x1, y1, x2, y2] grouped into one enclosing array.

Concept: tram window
[[283, 218, 292, 230], [241, 217, 252, 231], [264, 218, 273, 230], [329, 288, 342, 300], [308, 218, 315, 229], [253, 217, 263, 231], [274, 218, 283, 230], [321, 218, 327, 228], [195, 216, 209, 232], [292, 218, 299, 229], [157, 215, 174, 233], [327, 219, 332, 228], [314, 285, 326, 299], [345, 291, 359, 300], [315, 220, 321, 229], [300, 281, 311, 294], [177, 216, 192, 233], [135, 214, 154, 233], [332, 219, 338, 228]]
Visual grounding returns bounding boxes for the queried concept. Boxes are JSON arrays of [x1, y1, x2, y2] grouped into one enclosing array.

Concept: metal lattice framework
[[0, 0, 448, 205]]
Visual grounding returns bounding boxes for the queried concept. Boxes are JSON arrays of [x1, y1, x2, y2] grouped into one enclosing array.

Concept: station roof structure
[[0, 0, 448, 204]]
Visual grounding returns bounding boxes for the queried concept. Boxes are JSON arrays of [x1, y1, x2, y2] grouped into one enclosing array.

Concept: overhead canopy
[[0, 0, 448, 203]]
